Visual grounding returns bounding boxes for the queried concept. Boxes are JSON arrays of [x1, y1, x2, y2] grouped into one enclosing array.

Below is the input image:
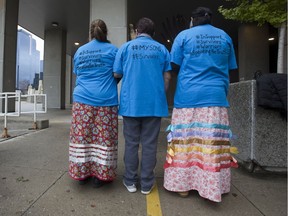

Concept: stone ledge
[[36, 119, 49, 129], [228, 80, 287, 173]]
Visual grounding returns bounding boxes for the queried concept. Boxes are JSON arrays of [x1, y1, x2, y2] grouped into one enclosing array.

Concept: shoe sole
[[93, 182, 108, 188], [178, 192, 189, 198], [78, 178, 90, 185], [141, 190, 151, 195], [141, 185, 155, 195], [92, 177, 111, 188], [123, 180, 137, 193]]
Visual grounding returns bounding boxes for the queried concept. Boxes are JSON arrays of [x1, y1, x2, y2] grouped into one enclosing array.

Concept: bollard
[[33, 122, 38, 130], [1, 128, 11, 138]]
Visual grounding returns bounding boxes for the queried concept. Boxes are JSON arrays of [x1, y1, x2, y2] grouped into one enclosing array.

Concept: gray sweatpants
[[122, 116, 161, 191]]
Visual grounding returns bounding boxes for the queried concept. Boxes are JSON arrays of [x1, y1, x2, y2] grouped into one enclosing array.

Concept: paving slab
[[231, 168, 287, 216], [0, 109, 286, 216], [0, 165, 65, 216], [24, 174, 147, 216]]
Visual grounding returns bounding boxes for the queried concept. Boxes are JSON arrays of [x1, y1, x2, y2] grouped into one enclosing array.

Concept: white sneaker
[[141, 185, 154, 195], [123, 180, 137, 193]]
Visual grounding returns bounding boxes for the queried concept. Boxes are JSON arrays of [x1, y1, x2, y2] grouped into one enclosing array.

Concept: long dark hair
[[90, 19, 108, 42], [191, 7, 212, 27]]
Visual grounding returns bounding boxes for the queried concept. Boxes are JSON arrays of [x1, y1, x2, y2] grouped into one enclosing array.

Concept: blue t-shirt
[[73, 39, 118, 107], [113, 35, 171, 117], [171, 24, 238, 108]]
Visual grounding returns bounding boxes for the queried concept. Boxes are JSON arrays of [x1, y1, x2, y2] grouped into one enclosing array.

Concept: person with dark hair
[[163, 7, 239, 202], [189, 6, 212, 27], [113, 17, 171, 195], [69, 19, 119, 188]]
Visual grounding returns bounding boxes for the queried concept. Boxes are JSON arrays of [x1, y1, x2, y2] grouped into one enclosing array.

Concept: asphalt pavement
[[0, 108, 286, 216]]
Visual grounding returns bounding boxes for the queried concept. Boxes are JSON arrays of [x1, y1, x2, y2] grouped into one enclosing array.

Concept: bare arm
[[171, 62, 180, 74], [113, 72, 122, 78], [113, 72, 123, 84]]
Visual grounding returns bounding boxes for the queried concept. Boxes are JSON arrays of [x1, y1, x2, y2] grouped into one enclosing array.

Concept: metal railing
[[0, 92, 47, 138]]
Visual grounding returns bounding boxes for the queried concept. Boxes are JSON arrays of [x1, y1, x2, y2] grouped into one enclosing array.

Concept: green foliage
[[218, 0, 287, 27]]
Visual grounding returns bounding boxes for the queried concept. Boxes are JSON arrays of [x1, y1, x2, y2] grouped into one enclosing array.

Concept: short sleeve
[[73, 49, 80, 75], [170, 32, 184, 66], [227, 36, 238, 70], [113, 46, 124, 75], [163, 47, 172, 72], [228, 42, 238, 70]]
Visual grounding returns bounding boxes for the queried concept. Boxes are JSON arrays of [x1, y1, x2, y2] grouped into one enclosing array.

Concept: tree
[[218, 0, 287, 74]]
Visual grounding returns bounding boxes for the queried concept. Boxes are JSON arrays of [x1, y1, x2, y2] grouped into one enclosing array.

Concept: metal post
[[2, 93, 10, 138], [33, 94, 37, 130]]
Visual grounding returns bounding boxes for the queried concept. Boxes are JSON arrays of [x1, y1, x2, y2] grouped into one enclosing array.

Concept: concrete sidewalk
[[0, 109, 286, 216]]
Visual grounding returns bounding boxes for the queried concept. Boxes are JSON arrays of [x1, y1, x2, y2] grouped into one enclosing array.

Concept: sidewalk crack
[[232, 183, 266, 216], [21, 171, 67, 216]]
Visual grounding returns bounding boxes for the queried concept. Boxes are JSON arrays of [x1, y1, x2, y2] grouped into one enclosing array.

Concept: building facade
[[16, 29, 41, 93], [0, 0, 286, 110]]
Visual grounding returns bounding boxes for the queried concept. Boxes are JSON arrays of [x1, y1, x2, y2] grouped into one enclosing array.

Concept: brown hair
[[90, 19, 108, 42]]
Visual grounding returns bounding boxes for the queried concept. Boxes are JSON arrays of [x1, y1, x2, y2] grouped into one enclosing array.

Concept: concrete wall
[[238, 24, 270, 81], [0, 0, 19, 111], [65, 54, 72, 109], [43, 28, 66, 109], [90, 0, 127, 47], [228, 80, 287, 172]]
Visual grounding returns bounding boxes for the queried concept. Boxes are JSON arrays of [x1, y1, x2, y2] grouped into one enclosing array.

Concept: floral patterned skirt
[[163, 107, 238, 202], [69, 102, 118, 181]]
